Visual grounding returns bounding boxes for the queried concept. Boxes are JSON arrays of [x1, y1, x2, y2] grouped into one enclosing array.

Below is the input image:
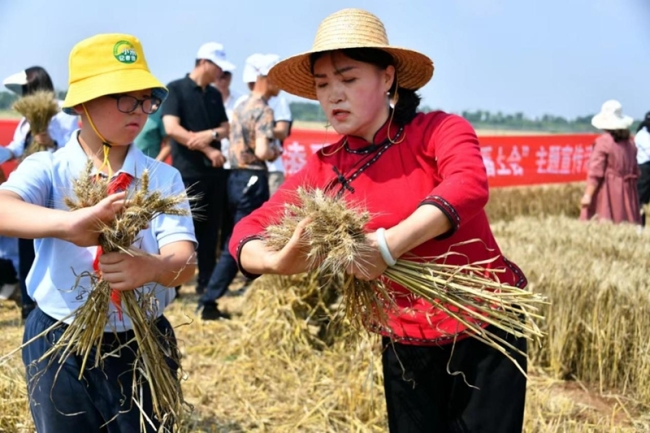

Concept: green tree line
[[0, 92, 639, 133], [287, 101, 641, 133]]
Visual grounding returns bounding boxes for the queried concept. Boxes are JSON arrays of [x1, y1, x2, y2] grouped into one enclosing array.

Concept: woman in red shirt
[[230, 8, 528, 433]]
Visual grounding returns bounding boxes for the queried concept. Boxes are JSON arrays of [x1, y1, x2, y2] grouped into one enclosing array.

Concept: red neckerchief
[[92, 172, 133, 321]]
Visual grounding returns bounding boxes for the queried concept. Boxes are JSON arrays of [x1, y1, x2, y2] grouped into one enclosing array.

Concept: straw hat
[[268, 8, 433, 100], [591, 100, 634, 130], [62, 34, 167, 115]]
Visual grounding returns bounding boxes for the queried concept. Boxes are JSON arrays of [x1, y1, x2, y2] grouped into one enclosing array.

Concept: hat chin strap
[[82, 104, 114, 178]]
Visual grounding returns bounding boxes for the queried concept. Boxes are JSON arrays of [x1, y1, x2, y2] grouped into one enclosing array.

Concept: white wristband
[[376, 228, 397, 267]]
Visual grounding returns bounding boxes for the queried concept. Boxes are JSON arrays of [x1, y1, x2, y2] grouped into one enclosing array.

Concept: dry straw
[[1, 244, 648, 432], [265, 187, 547, 375], [493, 215, 650, 408], [485, 182, 584, 222], [11, 90, 60, 160], [3, 182, 649, 432]]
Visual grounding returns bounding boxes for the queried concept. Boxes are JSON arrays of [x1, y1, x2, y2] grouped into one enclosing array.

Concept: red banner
[[0, 118, 597, 188], [280, 130, 598, 187], [0, 119, 18, 176]]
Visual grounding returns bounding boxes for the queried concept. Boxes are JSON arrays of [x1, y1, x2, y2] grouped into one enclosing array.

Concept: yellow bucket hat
[[62, 33, 167, 115]]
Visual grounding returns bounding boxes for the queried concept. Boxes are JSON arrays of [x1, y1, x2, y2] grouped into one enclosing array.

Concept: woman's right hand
[[266, 218, 314, 274], [62, 192, 126, 247], [251, 218, 314, 275]]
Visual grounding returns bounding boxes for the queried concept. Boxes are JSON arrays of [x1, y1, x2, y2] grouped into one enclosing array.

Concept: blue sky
[[0, 0, 648, 119]]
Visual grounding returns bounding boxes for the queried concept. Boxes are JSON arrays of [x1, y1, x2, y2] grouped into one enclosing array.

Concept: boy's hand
[[63, 192, 126, 247], [98, 249, 157, 291]]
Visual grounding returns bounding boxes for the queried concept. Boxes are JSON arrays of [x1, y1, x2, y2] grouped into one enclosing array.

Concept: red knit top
[[230, 111, 527, 345]]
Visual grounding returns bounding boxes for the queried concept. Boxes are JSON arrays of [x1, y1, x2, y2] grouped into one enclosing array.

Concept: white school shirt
[[0, 133, 197, 332], [233, 92, 292, 173], [0, 100, 79, 163], [635, 128, 650, 165]]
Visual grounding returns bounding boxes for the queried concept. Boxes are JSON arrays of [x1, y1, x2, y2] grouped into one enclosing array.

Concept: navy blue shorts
[[22, 307, 179, 433]]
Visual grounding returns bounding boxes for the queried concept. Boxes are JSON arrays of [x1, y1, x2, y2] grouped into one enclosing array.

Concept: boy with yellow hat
[[0, 34, 197, 431]]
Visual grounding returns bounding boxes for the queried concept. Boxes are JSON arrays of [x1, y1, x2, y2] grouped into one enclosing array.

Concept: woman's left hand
[[346, 232, 388, 281]]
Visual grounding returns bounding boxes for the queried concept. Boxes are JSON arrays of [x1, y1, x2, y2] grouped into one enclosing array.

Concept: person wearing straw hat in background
[[1, 67, 79, 320], [229, 8, 528, 433], [0, 34, 197, 431], [634, 111, 650, 226], [580, 100, 641, 225], [197, 53, 282, 320]]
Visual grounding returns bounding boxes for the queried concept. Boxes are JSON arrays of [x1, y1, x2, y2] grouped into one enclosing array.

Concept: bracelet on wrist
[[376, 228, 397, 267]]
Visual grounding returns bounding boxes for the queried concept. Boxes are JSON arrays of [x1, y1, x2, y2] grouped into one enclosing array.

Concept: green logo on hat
[[113, 40, 138, 64]]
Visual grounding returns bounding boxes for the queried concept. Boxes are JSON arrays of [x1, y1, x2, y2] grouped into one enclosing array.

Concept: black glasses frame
[[108, 94, 162, 114]]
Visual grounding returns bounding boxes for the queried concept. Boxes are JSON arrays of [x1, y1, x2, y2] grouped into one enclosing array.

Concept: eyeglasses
[[108, 94, 162, 114]]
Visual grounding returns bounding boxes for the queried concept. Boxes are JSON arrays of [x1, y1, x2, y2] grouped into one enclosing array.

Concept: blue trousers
[[199, 169, 269, 306], [22, 307, 179, 432]]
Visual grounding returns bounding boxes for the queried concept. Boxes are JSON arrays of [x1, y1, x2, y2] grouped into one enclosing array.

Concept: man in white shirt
[[214, 69, 243, 171], [635, 112, 650, 226]]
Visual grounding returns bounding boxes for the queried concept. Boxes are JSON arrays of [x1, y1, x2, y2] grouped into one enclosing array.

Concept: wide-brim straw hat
[[62, 34, 167, 115], [591, 99, 634, 131], [268, 8, 434, 100]]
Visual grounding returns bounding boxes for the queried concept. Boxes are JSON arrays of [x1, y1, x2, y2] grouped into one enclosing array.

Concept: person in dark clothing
[[162, 42, 232, 294]]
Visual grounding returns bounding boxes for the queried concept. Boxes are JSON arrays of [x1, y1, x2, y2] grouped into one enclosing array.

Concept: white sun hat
[[2, 70, 28, 95], [242, 53, 281, 83], [591, 100, 634, 130]]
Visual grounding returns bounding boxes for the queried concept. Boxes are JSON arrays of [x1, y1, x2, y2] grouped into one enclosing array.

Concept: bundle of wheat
[[264, 187, 547, 374], [2, 161, 193, 430], [11, 91, 59, 160]]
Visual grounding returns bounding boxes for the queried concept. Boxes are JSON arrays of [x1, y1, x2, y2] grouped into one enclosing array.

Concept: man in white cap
[[197, 53, 282, 320], [162, 42, 233, 295], [239, 55, 293, 195]]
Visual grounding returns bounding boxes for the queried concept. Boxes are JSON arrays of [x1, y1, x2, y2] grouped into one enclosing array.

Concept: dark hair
[[310, 48, 421, 125], [222, 71, 232, 78], [22, 66, 54, 96], [606, 129, 631, 142], [636, 111, 650, 133]]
